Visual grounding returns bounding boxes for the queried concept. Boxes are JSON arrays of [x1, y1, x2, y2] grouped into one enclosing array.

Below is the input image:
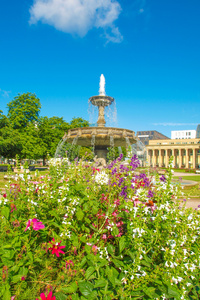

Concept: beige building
[[147, 138, 200, 169]]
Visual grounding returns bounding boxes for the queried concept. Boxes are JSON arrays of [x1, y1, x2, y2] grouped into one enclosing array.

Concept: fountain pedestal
[[94, 146, 108, 161]]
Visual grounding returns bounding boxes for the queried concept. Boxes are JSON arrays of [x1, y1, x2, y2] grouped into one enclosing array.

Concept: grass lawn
[[173, 175, 200, 182]]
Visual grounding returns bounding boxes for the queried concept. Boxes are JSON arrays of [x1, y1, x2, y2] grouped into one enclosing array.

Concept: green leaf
[[88, 290, 97, 299], [80, 256, 87, 268], [92, 205, 99, 215], [107, 243, 115, 255], [97, 259, 108, 268], [12, 275, 22, 283], [79, 281, 94, 297], [85, 266, 95, 280], [72, 235, 79, 247], [71, 294, 79, 300], [3, 284, 11, 300], [144, 287, 156, 298], [19, 266, 28, 276], [94, 279, 108, 288], [167, 286, 180, 298], [1, 207, 9, 219], [55, 292, 67, 300], [112, 258, 124, 268], [80, 236, 87, 243], [119, 236, 126, 253], [2, 244, 12, 249], [3, 250, 15, 260], [62, 282, 78, 294], [76, 208, 84, 221]]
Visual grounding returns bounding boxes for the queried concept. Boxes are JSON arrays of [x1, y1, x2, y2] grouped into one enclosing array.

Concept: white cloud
[[29, 0, 123, 42], [153, 123, 198, 126], [0, 89, 11, 98]]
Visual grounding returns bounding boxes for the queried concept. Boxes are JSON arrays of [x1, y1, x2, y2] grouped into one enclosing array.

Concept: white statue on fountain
[[99, 74, 105, 96]]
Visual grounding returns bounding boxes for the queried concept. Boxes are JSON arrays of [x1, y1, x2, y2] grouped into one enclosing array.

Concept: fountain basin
[[64, 127, 136, 147], [89, 95, 114, 107]]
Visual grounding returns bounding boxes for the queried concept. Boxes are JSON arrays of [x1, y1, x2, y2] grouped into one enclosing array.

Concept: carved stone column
[[171, 148, 175, 167], [185, 149, 189, 168], [152, 149, 156, 167], [158, 150, 162, 167], [193, 149, 196, 169], [178, 149, 182, 168], [148, 150, 152, 166], [165, 149, 169, 168]]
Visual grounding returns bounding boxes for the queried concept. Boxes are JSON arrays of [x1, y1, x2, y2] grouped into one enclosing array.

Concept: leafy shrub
[[0, 156, 200, 299]]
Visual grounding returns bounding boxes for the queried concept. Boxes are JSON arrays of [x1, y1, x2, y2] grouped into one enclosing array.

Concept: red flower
[[48, 238, 65, 257], [36, 291, 56, 300]]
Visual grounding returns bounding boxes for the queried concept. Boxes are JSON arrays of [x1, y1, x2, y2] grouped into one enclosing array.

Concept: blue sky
[[0, 0, 200, 138]]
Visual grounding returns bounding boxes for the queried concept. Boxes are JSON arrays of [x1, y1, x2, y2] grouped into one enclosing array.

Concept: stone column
[[158, 150, 162, 167], [147, 150, 151, 166], [185, 149, 189, 168], [193, 149, 196, 169], [152, 149, 155, 167], [178, 149, 182, 168], [165, 149, 169, 168], [171, 148, 175, 167]]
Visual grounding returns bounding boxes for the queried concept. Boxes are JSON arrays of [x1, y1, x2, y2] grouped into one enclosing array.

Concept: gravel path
[[183, 198, 200, 209]]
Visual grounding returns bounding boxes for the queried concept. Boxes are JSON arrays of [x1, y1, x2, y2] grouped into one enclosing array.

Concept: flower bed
[[0, 155, 200, 299]]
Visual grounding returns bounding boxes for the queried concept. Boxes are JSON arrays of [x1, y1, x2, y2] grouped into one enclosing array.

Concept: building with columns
[[147, 138, 200, 169]]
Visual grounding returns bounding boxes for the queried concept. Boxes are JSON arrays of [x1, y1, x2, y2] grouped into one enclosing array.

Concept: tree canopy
[[0, 93, 90, 162], [7, 93, 41, 129]]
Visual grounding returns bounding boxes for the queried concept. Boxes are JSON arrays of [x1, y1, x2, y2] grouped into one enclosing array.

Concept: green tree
[[70, 117, 89, 128], [7, 93, 41, 129], [20, 122, 45, 160], [0, 125, 22, 158], [36, 116, 71, 164], [0, 110, 9, 129]]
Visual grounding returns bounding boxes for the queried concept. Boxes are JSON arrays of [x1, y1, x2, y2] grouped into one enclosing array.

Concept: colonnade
[[147, 148, 200, 169]]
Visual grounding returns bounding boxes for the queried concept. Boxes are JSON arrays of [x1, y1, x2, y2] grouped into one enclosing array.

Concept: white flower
[[95, 171, 109, 185], [183, 249, 187, 256], [172, 277, 178, 284], [165, 261, 169, 267]]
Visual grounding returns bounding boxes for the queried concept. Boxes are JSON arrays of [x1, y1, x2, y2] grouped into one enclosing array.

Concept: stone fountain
[[63, 75, 136, 161]]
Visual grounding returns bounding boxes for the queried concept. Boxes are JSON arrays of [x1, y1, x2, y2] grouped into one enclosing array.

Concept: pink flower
[[11, 296, 16, 300], [25, 219, 45, 231], [10, 203, 17, 213], [48, 238, 65, 257], [36, 291, 56, 300], [102, 234, 107, 240], [112, 211, 118, 217], [66, 260, 74, 269], [92, 245, 98, 255], [114, 199, 120, 206], [21, 276, 26, 280]]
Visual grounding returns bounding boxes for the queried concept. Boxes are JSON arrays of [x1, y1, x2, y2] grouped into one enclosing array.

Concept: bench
[[196, 170, 200, 174]]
